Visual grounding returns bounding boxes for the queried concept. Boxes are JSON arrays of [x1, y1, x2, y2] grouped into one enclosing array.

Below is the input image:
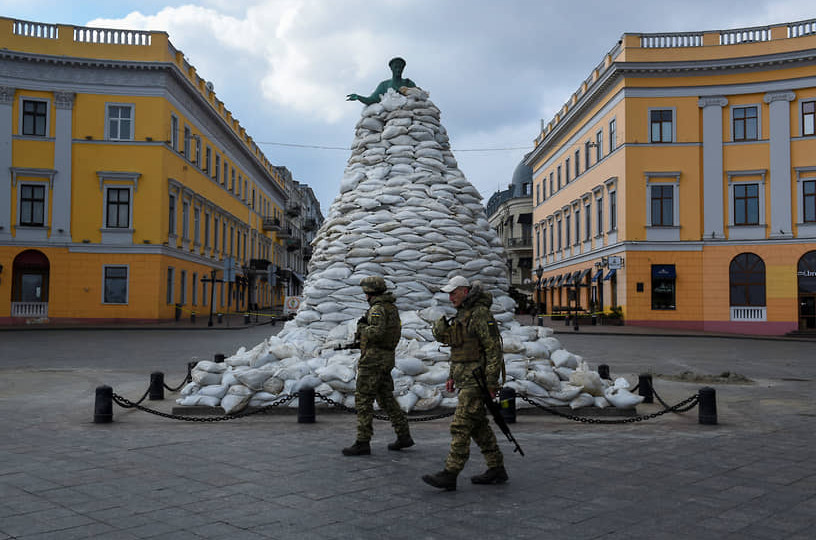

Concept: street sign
[[608, 256, 624, 269]]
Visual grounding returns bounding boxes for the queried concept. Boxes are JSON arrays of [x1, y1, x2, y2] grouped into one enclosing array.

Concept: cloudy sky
[[2, 1, 814, 211]]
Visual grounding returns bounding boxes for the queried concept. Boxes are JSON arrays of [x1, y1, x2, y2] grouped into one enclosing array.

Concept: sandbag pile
[[178, 87, 642, 414]]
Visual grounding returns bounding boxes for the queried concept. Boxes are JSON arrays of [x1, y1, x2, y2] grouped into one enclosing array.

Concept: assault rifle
[[332, 341, 360, 351], [472, 366, 525, 456]]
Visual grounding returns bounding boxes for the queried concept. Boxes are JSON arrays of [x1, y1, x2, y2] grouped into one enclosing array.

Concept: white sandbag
[[613, 377, 631, 389], [263, 377, 285, 395], [316, 363, 356, 383], [396, 357, 427, 376], [234, 366, 276, 391], [569, 363, 606, 397], [502, 336, 524, 354], [393, 375, 413, 395], [292, 375, 323, 393], [250, 353, 277, 369], [551, 349, 579, 369], [198, 384, 229, 399], [539, 337, 562, 355], [191, 369, 222, 386], [549, 384, 583, 402], [518, 379, 549, 398], [396, 391, 419, 412], [414, 367, 449, 385], [604, 387, 644, 408], [555, 367, 575, 381], [570, 392, 596, 409], [414, 390, 443, 411], [326, 378, 358, 393], [525, 369, 561, 391], [176, 394, 221, 407], [505, 362, 528, 381], [220, 385, 253, 414], [440, 397, 458, 408], [594, 396, 610, 408], [225, 354, 251, 368], [195, 360, 227, 373], [180, 381, 200, 396], [221, 371, 238, 387], [522, 341, 550, 359]]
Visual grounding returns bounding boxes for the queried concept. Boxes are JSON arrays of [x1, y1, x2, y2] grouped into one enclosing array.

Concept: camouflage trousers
[[444, 387, 504, 474], [355, 364, 410, 443]]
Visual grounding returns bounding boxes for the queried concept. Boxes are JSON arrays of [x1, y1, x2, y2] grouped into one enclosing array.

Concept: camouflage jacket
[[432, 285, 503, 389], [356, 292, 401, 368]]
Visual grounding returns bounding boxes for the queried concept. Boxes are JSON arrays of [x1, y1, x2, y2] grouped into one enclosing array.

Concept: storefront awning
[[604, 268, 617, 281], [591, 269, 604, 282], [545, 276, 555, 288], [652, 265, 676, 279], [563, 273, 574, 286], [577, 268, 592, 283], [553, 274, 564, 287]]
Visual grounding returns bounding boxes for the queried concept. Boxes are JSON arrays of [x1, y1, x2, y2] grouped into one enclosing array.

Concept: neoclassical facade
[[0, 17, 297, 323], [527, 18, 816, 334]]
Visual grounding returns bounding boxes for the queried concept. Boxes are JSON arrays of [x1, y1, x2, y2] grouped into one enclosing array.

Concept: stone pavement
[[0, 323, 814, 539]]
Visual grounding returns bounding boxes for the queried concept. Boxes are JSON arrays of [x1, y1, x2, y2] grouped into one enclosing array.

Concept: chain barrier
[[111, 392, 296, 422], [162, 368, 193, 393], [314, 392, 456, 422], [516, 392, 699, 424], [114, 387, 151, 408]]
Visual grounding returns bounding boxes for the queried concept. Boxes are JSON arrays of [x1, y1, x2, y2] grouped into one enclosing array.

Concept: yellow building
[[0, 17, 290, 324], [527, 18, 816, 335]]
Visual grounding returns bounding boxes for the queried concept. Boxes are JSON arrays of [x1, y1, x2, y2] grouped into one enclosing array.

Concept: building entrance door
[[11, 249, 50, 318], [797, 251, 816, 331]]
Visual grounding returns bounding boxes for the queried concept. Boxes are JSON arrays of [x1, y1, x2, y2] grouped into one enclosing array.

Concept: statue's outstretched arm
[[347, 81, 389, 105]]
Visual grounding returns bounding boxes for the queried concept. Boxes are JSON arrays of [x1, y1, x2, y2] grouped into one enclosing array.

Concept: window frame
[[731, 104, 760, 142], [166, 267, 175, 304], [595, 130, 603, 161], [651, 265, 676, 310], [105, 103, 135, 141], [649, 108, 675, 143], [104, 186, 132, 229], [103, 265, 129, 305], [802, 99, 815, 137], [20, 97, 50, 137], [170, 114, 179, 151], [183, 126, 191, 159], [609, 118, 617, 153], [18, 182, 47, 227], [729, 253, 766, 307]]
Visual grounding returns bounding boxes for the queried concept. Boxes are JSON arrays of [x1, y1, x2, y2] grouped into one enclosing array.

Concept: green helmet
[[360, 276, 387, 294]]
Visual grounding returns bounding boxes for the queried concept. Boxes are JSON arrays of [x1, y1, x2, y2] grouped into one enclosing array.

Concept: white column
[[698, 96, 728, 240], [764, 91, 796, 239], [0, 87, 14, 241], [50, 91, 75, 242]]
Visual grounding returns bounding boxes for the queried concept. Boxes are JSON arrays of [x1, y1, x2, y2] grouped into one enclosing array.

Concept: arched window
[[729, 253, 765, 306]]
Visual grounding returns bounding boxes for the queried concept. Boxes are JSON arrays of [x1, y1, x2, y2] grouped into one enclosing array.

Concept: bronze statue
[[347, 57, 416, 105]]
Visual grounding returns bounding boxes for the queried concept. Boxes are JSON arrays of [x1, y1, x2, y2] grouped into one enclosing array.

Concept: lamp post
[[535, 264, 544, 326]]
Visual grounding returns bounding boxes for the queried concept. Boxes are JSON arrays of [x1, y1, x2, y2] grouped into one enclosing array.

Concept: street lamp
[[535, 264, 544, 325]]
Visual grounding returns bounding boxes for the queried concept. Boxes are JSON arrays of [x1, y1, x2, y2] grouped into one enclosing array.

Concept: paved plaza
[[0, 322, 814, 539]]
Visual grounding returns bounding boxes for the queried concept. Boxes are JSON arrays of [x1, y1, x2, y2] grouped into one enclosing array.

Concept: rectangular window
[[609, 191, 617, 230], [585, 141, 591, 169], [557, 166, 562, 190], [597, 197, 604, 236], [549, 226, 554, 253], [166, 267, 175, 304], [107, 104, 133, 140], [19, 184, 45, 226], [574, 150, 580, 177], [734, 184, 760, 225], [595, 131, 603, 161], [222, 222, 228, 256], [182, 201, 190, 240], [650, 109, 673, 143], [565, 159, 570, 183], [733, 106, 758, 141], [584, 203, 591, 241], [215, 154, 221, 182], [574, 209, 581, 244], [22, 99, 48, 136], [805, 180, 816, 222], [106, 188, 130, 228], [214, 217, 220, 252], [651, 265, 676, 310], [205, 146, 212, 173], [168, 194, 176, 237], [651, 185, 673, 226], [549, 172, 554, 195], [231, 168, 236, 192], [803, 100, 815, 136], [223, 162, 228, 187], [195, 137, 202, 168], [609, 118, 616, 152], [194, 207, 201, 245], [103, 266, 128, 304], [204, 212, 211, 248], [170, 115, 179, 150], [183, 126, 191, 159], [557, 220, 562, 251], [244, 179, 248, 201], [180, 270, 187, 305], [202, 280, 208, 307], [565, 215, 571, 247], [536, 184, 540, 205], [192, 272, 198, 306]]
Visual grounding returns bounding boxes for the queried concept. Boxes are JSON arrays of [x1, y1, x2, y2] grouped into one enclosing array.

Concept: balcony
[[303, 217, 318, 232], [505, 236, 533, 250], [277, 226, 293, 240], [285, 202, 300, 217], [286, 237, 302, 251], [262, 217, 281, 232], [11, 302, 48, 318], [249, 258, 270, 271]]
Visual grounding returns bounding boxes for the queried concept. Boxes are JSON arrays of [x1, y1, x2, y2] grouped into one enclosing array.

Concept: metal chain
[[516, 392, 699, 424], [111, 392, 295, 422], [163, 374, 192, 393], [314, 392, 456, 422], [113, 388, 151, 408]]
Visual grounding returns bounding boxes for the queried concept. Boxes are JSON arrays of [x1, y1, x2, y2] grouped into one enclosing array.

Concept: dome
[[510, 159, 533, 189]]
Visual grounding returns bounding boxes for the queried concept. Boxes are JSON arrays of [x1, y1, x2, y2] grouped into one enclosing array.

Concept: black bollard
[[217, 313, 223, 324], [597, 364, 611, 380], [190, 311, 196, 323], [537, 315, 543, 327], [149, 372, 165, 400], [94, 385, 113, 423], [244, 313, 250, 325], [698, 387, 718, 425], [214, 353, 225, 363], [499, 387, 516, 424], [298, 387, 316, 423], [638, 373, 654, 404], [564, 315, 570, 326]]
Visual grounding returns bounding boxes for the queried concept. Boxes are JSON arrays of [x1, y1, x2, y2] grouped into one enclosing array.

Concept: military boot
[[470, 466, 508, 485], [341, 441, 371, 456], [422, 469, 457, 491], [387, 434, 415, 451]]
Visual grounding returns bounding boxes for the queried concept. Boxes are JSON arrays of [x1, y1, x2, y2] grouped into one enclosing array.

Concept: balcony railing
[[506, 237, 533, 249], [262, 217, 282, 232], [730, 306, 767, 322], [277, 226, 293, 240], [285, 203, 300, 217], [11, 302, 49, 318]]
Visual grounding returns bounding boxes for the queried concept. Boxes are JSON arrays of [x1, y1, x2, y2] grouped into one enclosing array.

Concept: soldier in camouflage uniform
[[342, 276, 414, 456], [422, 275, 507, 490]]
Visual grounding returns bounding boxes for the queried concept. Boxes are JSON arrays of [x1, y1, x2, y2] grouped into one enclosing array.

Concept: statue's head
[[388, 57, 406, 73]]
